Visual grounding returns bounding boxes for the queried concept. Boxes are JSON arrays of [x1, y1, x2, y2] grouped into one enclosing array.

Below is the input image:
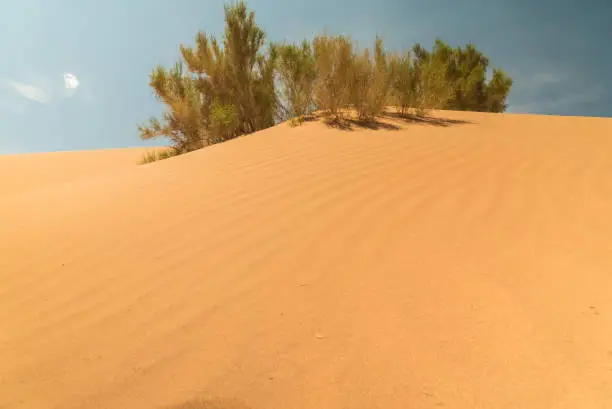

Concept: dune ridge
[[2, 111, 612, 408], [0, 147, 167, 199]]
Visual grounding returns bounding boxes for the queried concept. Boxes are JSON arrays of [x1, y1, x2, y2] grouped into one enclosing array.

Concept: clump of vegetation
[[276, 40, 316, 124], [138, 148, 177, 165], [311, 34, 355, 121], [138, 1, 278, 156], [138, 1, 513, 158], [350, 37, 392, 121]]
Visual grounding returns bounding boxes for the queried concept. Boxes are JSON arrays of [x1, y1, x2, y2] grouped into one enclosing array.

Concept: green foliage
[[138, 62, 207, 153], [485, 68, 513, 112], [368, 37, 392, 117], [139, 1, 514, 153], [386, 39, 513, 117], [413, 41, 455, 116], [276, 40, 316, 122], [351, 47, 373, 119], [139, 1, 277, 153], [209, 101, 239, 143], [387, 41, 453, 118], [350, 37, 392, 120], [312, 34, 355, 119], [421, 39, 512, 113], [388, 51, 415, 116], [138, 148, 178, 165]]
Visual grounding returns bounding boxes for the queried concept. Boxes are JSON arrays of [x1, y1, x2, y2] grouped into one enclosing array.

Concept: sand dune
[[2, 111, 612, 409], [0, 147, 165, 199]]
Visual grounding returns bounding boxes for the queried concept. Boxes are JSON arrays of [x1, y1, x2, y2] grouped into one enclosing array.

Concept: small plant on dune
[[139, 150, 158, 165], [157, 148, 177, 161], [138, 148, 177, 165]]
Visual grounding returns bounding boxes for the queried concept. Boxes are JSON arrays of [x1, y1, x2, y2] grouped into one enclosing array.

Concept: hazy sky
[[0, 0, 610, 153]]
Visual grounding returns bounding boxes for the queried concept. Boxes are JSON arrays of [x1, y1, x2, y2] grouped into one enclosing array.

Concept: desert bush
[[485, 68, 513, 112], [138, 148, 178, 165], [276, 40, 316, 123], [350, 37, 391, 121], [366, 37, 392, 118], [424, 39, 513, 112], [138, 62, 208, 153], [388, 51, 415, 116], [351, 47, 373, 119], [414, 46, 455, 116], [387, 39, 513, 117], [139, 1, 278, 153], [312, 34, 355, 120], [388, 42, 453, 117]]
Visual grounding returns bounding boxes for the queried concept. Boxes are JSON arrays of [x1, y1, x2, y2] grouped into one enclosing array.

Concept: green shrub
[[277, 40, 316, 123], [312, 34, 354, 120], [138, 148, 177, 165]]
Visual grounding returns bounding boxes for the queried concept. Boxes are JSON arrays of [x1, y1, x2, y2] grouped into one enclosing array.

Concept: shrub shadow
[[286, 114, 319, 127], [383, 111, 472, 127], [323, 117, 401, 131], [317, 110, 472, 131], [162, 397, 252, 409]]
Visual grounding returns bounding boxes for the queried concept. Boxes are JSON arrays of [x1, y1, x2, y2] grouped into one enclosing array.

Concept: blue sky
[[0, 0, 610, 153]]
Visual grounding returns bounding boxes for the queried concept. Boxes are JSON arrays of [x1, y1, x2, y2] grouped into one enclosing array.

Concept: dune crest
[[0, 147, 165, 199]]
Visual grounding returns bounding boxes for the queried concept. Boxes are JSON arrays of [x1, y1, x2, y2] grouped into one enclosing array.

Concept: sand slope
[[0, 147, 164, 199], [2, 111, 612, 409]]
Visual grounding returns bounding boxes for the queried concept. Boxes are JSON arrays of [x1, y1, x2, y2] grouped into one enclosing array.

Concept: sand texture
[[0, 147, 163, 199], [2, 111, 612, 409]]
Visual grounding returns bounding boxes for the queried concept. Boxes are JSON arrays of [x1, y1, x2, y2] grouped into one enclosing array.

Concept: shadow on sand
[[323, 117, 402, 131], [163, 398, 252, 409], [383, 111, 472, 127], [314, 110, 472, 132]]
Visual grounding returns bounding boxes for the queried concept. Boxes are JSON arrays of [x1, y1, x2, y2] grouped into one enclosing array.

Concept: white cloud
[[8, 80, 50, 103], [62, 72, 80, 98], [5, 72, 83, 104], [63, 72, 79, 89]]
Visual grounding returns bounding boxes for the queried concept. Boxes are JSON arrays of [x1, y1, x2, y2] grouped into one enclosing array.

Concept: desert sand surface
[[0, 147, 165, 199], [2, 110, 612, 409]]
